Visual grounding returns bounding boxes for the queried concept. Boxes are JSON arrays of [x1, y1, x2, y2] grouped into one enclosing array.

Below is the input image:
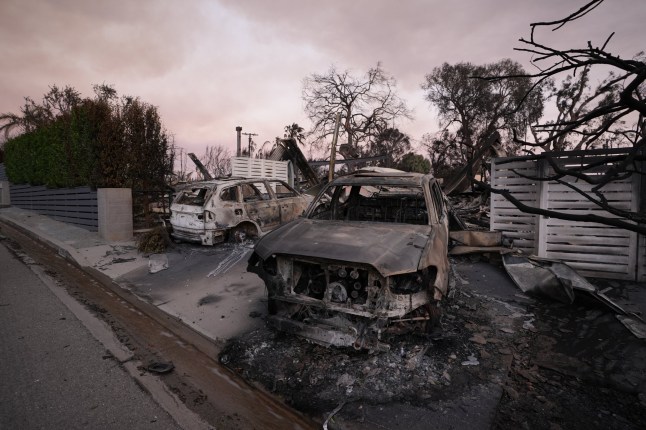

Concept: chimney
[[236, 126, 243, 157]]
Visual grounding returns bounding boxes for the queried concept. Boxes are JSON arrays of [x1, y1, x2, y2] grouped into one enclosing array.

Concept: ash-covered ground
[[220, 258, 646, 429]]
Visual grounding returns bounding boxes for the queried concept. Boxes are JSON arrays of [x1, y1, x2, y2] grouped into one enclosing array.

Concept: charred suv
[[170, 178, 311, 245], [248, 171, 450, 351]]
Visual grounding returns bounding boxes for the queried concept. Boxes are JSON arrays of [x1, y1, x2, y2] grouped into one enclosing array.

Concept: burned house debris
[[503, 254, 646, 339], [170, 177, 311, 245], [247, 170, 450, 351]]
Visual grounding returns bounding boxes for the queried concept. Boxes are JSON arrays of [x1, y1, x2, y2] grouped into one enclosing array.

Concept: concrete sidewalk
[[0, 207, 147, 278], [0, 206, 266, 347]]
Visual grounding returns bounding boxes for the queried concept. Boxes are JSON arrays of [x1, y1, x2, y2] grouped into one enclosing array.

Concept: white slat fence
[[231, 157, 290, 183], [491, 149, 644, 281]]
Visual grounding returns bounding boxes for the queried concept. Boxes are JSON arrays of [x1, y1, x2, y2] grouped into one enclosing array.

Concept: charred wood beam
[[187, 153, 213, 180], [307, 154, 387, 167]]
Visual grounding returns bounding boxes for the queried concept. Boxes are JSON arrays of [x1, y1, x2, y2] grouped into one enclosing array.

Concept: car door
[[213, 184, 244, 227], [268, 180, 308, 224], [241, 181, 281, 232]]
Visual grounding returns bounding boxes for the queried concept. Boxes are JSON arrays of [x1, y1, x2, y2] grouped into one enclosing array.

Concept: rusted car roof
[[328, 171, 428, 186]]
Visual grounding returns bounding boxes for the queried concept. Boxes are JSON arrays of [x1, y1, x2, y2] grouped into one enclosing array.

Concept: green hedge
[[4, 107, 97, 187], [4, 96, 172, 190]]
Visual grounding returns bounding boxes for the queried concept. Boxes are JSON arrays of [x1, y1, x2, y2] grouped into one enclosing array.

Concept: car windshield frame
[[307, 181, 431, 226], [175, 186, 210, 206]]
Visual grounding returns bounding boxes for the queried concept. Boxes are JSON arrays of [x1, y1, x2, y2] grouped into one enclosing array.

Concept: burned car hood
[[254, 218, 432, 276]]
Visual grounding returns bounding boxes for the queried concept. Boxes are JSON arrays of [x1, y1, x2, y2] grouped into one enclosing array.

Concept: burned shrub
[[136, 226, 171, 254]]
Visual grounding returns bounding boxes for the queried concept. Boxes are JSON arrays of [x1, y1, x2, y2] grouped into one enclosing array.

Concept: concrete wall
[[98, 188, 133, 242]]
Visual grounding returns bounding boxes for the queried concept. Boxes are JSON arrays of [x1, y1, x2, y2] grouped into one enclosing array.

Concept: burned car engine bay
[[248, 171, 450, 351]]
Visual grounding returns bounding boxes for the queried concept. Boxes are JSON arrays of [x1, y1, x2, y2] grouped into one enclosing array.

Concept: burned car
[[248, 171, 450, 350], [170, 178, 312, 245]]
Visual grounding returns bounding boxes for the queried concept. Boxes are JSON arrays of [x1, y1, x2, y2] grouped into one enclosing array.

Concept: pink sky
[[1, 0, 643, 159]]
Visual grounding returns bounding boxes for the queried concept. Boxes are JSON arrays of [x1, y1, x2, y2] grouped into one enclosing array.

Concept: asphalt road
[[0, 240, 181, 430]]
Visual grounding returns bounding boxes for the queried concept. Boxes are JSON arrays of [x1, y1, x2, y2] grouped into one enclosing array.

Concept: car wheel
[[228, 223, 258, 243]]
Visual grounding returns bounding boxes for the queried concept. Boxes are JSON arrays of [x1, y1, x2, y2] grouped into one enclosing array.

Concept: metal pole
[[242, 132, 258, 158], [328, 113, 341, 182], [236, 126, 242, 157]]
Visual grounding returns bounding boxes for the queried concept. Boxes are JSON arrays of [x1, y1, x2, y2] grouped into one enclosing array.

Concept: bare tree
[[487, 0, 645, 150], [534, 65, 633, 151], [201, 145, 231, 178], [303, 63, 412, 152], [420, 132, 464, 179], [172, 146, 194, 183], [480, 0, 645, 234], [284, 123, 305, 145]]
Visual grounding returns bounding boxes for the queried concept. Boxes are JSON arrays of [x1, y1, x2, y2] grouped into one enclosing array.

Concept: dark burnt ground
[[220, 284, 519, 425], [493, 290, 646, 430], [221, 259, 646, 429]]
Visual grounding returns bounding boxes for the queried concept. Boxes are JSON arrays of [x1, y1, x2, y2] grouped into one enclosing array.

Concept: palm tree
[[284, 123, 305, 145], [0, 85, 82, 142], [0, 112, 26, 141]]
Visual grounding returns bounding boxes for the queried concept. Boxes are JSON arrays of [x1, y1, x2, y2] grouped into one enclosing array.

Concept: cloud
[[1, 0, 644, 157], [1, 0, 203, 78]]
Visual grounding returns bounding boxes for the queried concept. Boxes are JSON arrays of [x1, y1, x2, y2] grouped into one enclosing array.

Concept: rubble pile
[[220, 286, 513, 416], [494, 288, 646, 430], [221, 258, 646, 428], [448, 192, 490, 229]]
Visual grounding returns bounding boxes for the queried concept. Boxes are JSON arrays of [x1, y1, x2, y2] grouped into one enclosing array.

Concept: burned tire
[[228, 223, 258, 243]]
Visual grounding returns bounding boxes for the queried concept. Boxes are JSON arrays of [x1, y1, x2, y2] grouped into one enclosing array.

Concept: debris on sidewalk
[[322, 401, 346, 430], [136, 226, 171, 253], [148, 253, 169, 274], [461, 354, 480, 366], [617, 315, 646, 339], [146, 361, 175, 374], [207, 243, 252, 277], [219, 282, 511, 417], [447, 192, 490, 229], [503, 254, 574, 304]]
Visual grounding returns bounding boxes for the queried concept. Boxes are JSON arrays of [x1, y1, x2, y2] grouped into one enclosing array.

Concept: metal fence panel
[[9, 184, 98, 231]]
